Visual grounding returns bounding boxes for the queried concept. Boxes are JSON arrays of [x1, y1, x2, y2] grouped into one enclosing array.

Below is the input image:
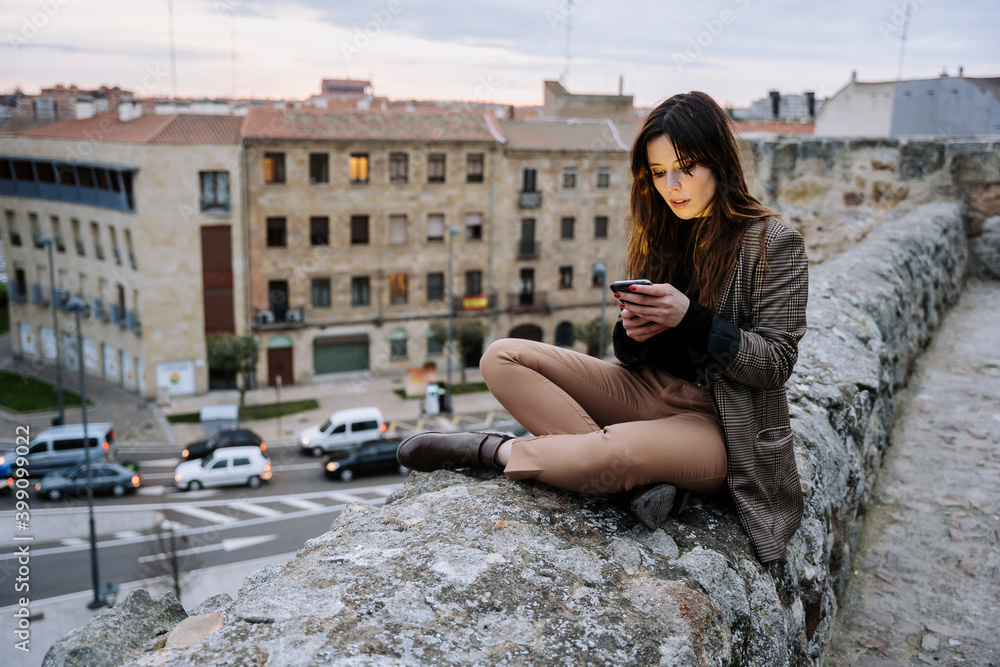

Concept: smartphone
[[609, 279, 652, 293]]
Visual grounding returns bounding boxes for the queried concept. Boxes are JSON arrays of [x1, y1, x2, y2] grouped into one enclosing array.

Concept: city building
[[815, 70, 1000, 136], [1, 107, 246, 399]]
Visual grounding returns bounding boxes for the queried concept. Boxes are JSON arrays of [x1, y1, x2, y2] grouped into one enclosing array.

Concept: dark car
[[182, 429, 266, 461], [34, 461, 141, 501], [323, 438, 408, 482]]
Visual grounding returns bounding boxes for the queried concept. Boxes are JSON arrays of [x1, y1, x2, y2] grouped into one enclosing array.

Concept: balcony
[[451, 293, 497, 313], [517, 239, 540, 261], [518, 191, 542, 208], [93, 298, 108, 321], [30, 283, 49, 306], [507, 291, 548, 313], [9, 283, 27, 302], [253, 307, 305, 329], [125, 309, 142, 334], [75, 238, 86, 256]]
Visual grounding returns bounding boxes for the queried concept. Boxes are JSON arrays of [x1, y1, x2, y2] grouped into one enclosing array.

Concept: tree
[[135, 521, 201, 604], [428, 319, 488, 387], [206, 333, 260, 413], [573, 317, 615, 358]]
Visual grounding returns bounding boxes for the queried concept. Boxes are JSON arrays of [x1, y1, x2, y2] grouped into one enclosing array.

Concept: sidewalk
[[826, 277, 1000, 665]]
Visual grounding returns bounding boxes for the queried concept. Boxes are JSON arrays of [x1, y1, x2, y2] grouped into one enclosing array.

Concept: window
[[264, 153, 285, 184], [266, 217, 286, 247], [465, 270, 482, 296], [389, 152, 408, 183], [465, 212, 483, 241], [389, 214, 407, 245], [90, 222, 104, 260], [428, 153, 446, 183], [522, 168, 537, 192], [351, 276, 370, 306], [596, 167, 611, 190], [427, 272, 444, 301], [124, 229, 136, 269], [349, 153, 369, 183], [200, 171, 231, 212], [5, 210, 21, 247], [389, 273, 408, 304], [559, 266, 573, 289], [466, 153, 484, 182], [562, 167, 577, 190], [426, 214, 444, 242], [29, 213, 41, 248], [309, 153, 329, 184], [555, 321, 574, 347], [389, 328, 408, 359], [71, 218, 83, 255], [51, 216, 65, 252], [310, 216, 329, 246], [350, 215, 369, 245], [427, 333, 443, 355], [311, 278, 331, 308], [594, 216, 609, 239], [560, 216, 575, 240]]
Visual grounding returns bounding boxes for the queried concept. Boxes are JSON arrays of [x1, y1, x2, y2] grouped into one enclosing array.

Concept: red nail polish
[[613, 292, 620, 298]]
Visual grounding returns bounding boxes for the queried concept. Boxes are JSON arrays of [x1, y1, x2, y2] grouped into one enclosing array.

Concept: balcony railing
[[253, 307, 305, 328], [507, 291, 548, 313], [517, 240, 540, 260], [450, 293, 497, 313], [518, 191, 542, 208]]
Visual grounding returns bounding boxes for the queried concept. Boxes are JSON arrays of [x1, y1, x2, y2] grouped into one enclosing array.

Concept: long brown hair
[[626, 91, 772, 311]]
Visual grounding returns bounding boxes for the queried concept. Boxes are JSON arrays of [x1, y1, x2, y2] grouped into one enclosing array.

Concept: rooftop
[[499, 118, 633, 151], [19, 113, 244, 144], [241, 107, 500, 142]]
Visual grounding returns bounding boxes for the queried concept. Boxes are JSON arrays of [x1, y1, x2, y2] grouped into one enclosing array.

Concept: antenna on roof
[[167, 0, 178, 98], [896, 5, 910, 81]]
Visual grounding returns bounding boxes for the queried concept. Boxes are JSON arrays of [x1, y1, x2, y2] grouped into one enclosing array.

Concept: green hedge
[[167, 398, 320, 424]]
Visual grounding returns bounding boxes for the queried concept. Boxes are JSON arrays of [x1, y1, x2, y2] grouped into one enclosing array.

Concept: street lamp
[[39, 236, 65, 425], [445, 225, 460, 413], [593, 263, 608, 359], [65, 296, 107, 610]]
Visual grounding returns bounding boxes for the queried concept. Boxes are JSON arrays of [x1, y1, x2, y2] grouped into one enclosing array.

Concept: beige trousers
[[480, 338, 727, 495]]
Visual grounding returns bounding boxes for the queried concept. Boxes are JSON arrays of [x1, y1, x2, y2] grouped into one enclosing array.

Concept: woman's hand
[[616, 282, 690, 343]]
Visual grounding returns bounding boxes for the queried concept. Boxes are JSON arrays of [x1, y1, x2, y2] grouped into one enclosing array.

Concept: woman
[[398, 91, 808, 563]]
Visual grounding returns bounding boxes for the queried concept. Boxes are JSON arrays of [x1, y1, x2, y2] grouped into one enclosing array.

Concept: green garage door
[[313, 335, 369, 374]]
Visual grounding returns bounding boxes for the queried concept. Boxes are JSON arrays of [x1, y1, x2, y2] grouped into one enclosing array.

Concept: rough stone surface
[[164, 613, 224, 649], [970, 215, 1000, 279], [825, 278, 1000, 665], [47, 203, 970, 666], [41, 589, 187, 667]]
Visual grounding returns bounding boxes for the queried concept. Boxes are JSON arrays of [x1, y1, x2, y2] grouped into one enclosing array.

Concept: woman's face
[[646, 134, 717, 220]]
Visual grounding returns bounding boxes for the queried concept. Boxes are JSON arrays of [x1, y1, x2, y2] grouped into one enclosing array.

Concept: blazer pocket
[[753, 428, 797, 505]]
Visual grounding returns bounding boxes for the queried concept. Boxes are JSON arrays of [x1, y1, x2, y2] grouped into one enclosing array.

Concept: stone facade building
[[0, 110, 246, 399]]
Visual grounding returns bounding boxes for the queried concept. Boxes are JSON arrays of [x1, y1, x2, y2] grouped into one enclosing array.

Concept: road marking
[[114, 530, 142, 539], [160, 520, 188, 532], [170, 505, 238, 525], [137, 534, 277, 563], [61, 537, 87, 547], [281, 497, 324, 510], [141, 472, 178, 482], [140, 457, 180, 467], [229, 502, 283, 518], [136, 485, 167, 496], [326, 491, 367, 504]]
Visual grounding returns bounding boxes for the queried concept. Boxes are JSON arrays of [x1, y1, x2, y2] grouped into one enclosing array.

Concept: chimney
[[959, 66, 964, 77], [118, 99, 142, 121], [769, 91, 780, 120], [74, 98, 96, 120], [805, 91, 815, 118], [618, 75, 624, 96], [508, 104, 515, 120], [851, 69, 857, 82]]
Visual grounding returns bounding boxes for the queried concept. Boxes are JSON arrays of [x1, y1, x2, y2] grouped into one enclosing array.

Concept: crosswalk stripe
[[170, 505, 238, 525], [114, 530, 142, 539], [159, 520, 188, 532], [228, 502, 283, 518], [280, 497, 325, 510], [326, 491, 367, 504], [61, 537, 87, 547]]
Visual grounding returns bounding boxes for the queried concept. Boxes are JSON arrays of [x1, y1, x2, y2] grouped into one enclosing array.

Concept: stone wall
[[45, 201, 968, 665]]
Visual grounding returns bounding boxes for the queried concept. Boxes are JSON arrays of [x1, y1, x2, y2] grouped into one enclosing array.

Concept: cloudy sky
[[2, 0, 998, 108]]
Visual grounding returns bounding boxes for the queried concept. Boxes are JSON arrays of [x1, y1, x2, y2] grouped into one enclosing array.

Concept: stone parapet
[[43, 202, 969, 666]]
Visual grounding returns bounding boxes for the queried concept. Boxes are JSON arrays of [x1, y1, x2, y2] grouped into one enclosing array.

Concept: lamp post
[[593, 263, 608, 359], [66, 296, 106, 610], [445, 225, 460, 413], [39, 236, 65, 425]]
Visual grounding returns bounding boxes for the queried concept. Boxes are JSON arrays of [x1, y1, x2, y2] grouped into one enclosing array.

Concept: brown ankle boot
[[397, 431, 512, 472]]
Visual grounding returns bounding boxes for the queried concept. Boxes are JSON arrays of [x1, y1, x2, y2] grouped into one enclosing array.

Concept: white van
[[297, 407, 386, 456], [17, 423, 117, 478]]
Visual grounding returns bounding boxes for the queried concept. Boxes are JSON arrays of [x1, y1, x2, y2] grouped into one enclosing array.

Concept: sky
[[2, 0, 998, 109]]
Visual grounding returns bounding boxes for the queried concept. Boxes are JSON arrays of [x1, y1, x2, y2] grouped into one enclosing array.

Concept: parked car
[[34, 461, 141, 501], [299, 407, 386, 457], [5, 423, 117, 478], [181, 428, 266, 461], [174, 446, 272, 491], [323, 438, 408, 482]]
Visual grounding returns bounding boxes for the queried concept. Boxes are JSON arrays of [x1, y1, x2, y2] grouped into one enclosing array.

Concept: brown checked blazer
[[703, 218, 809, 563]]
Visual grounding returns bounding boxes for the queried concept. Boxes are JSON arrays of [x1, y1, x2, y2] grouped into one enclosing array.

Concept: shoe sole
[[634, 485, 676, 529]]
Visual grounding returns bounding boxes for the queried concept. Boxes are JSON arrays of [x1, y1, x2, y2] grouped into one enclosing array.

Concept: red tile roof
[[241, 108, 498, 142], [499, 118, 630, 151], [19, 113, 243, 144]]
